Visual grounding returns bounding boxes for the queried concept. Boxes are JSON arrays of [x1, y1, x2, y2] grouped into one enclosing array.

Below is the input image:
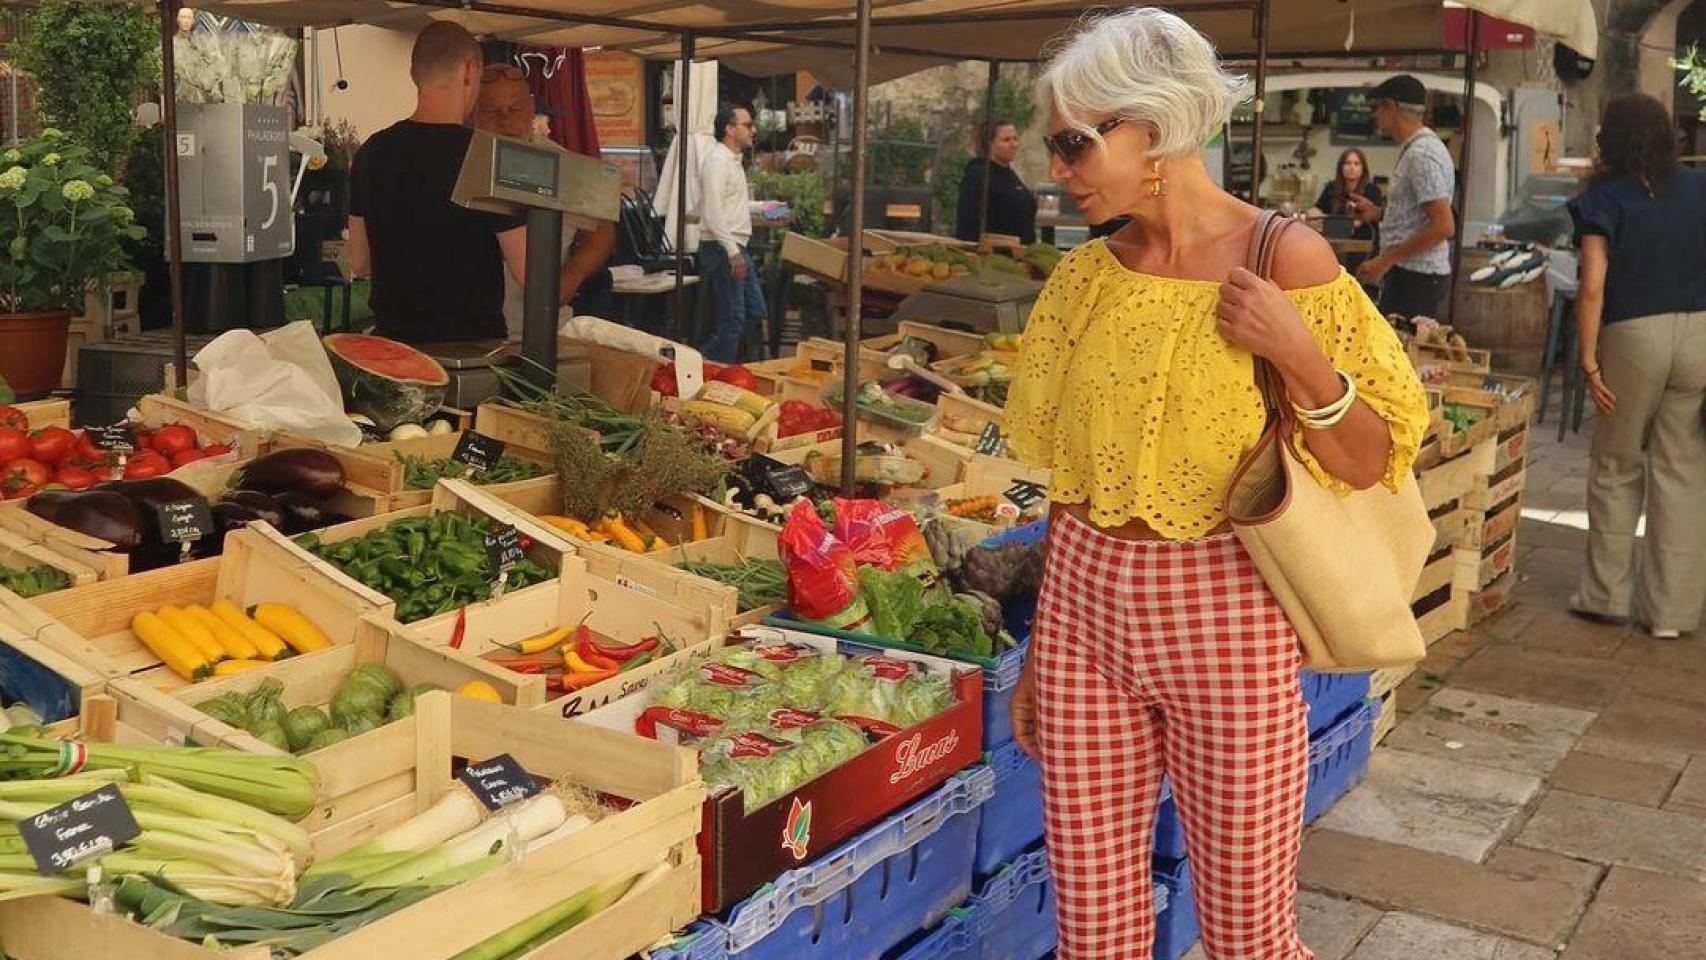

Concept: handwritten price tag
[[452, 431, 506, 471], [18, 783, 140, 875], [458, 754, 540, 811]]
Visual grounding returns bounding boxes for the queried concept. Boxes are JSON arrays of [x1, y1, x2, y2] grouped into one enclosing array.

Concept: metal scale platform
[[421, 339, 593, 409], [887, 273, 1043, 335]]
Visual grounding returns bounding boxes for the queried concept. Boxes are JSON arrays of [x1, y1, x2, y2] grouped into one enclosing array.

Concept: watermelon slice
[[323, 333, 450, 432]]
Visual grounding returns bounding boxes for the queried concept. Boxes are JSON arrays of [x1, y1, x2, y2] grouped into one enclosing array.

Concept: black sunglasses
[[1043, 117, 1126, 165]]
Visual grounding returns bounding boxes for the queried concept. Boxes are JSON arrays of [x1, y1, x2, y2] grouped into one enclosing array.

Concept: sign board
[[452, 431, 506, 471], [458, 754, 541, 811], [485, 525, 525, 576], [18, 783, 141, 876], [152, 499, 216, 544], [585, 50, 646, 146]]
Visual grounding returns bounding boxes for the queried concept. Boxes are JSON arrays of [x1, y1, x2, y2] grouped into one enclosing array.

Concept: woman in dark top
[[1306, 148, 1383, 281], [956, 119, 1038, 244], [1570, 93, 1706, 640]]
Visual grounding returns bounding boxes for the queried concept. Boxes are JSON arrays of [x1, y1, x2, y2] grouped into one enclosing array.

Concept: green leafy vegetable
[[858, 566, 927, 640], [0, 562, 71, 598]]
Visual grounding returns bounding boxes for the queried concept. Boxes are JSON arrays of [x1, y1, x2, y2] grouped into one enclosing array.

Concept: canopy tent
[[1451, 0, 1599, 59]]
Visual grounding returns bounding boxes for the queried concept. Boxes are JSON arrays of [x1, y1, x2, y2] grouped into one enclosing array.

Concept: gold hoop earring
[[1144, 158, 1166, 198]]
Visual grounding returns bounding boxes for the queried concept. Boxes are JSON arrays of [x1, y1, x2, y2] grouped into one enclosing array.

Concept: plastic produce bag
[[823, 655, 953, 732], [779, 499, 871, 630], [835, 498, 940, 587], [188, 321, 362, 447]]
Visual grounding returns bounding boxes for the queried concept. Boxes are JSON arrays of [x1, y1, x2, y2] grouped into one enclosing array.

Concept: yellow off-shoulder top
[[1004, 239, 1430, 540]]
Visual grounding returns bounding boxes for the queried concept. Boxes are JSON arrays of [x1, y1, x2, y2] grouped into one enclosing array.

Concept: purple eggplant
[[233, 448, 345, 499], [273, 491, 353, 534], [221, 490, 286, 530], [26, 490, 143, 549]]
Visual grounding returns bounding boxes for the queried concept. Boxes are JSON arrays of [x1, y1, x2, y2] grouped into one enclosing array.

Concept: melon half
[[322, 333, 450, 432]]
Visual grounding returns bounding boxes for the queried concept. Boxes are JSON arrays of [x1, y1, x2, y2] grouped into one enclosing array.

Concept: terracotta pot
[[0, 310, 72, 399]]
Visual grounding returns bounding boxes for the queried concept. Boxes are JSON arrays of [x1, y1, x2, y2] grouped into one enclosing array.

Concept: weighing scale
[[887, 273, 1044, 335], [438, 129, 621, 396]]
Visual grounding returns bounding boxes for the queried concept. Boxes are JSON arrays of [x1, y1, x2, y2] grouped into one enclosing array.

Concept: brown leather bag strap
[[1245, 210, 1298, 416]]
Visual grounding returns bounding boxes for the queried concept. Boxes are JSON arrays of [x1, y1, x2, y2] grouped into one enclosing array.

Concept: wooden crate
[[1413, 581, 1467, 645], [16, 525, 390, 695], [406, 553, 725, 722], [15, 398, 71, 429], [766, 432, 972, 493], [1408, 340, 1492, 377], [1436, 387, 1501, 458], [0, 616, 109, 732], [0, 499, 134, 580], [1416, 437, 1496, 511], [276, 432, 554, 512], [1447, 373, 1537, 432], [167, 455, 389, 521], [0, 526, 99, 591], [1455, 529, 1517, 593], [1466, 569, 1516, 626], [1428, 499, 1473, 552], [748, 338, 846, 396], [1490, 423, 1528, 474], [1373, 690, 1398, 745], [1463, 494, 1522, 552], [104, 613, 544, 754], [1413, 547, 1456, 603], [136, 393, 270, 458], [582, 517, 781, 631], [281, 478, 577, 615], [861, 322, 988, 365], [1369, 664, 1414, 699], [931, 393, 1006, 453], [0, 692, 704, 960], [1464, 459, 1527, 511]]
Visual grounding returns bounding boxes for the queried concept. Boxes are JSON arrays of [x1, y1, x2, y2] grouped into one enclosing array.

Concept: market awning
[[191, 0, 1451, 86], [1451, 0, 1598, 59]]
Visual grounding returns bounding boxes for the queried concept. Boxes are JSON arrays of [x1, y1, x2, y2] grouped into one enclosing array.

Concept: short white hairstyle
[[1038, 7, 1249, 157]]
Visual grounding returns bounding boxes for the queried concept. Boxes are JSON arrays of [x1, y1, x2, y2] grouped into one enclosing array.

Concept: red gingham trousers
[[1034, 512, 1314, 960]]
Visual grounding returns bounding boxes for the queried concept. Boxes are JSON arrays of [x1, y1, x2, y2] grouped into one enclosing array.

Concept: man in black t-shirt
[[345, 22, 527, 344]]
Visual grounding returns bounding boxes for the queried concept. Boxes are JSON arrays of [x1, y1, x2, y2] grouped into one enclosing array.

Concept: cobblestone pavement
[[1184, 402, 1706, 960]]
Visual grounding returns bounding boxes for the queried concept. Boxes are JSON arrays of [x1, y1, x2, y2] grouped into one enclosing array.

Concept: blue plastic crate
[[983, 644, 1025, 750], [686, 767, 996, 960], [1299, 670, 1372, 736], [1152, 781, 1186, 861], [882, 910, 979, 960], [967, 845, 1058, 960], [974, 742, 1045, 877], [642, 924, 727, 960], [1153, 858, 1198, 960], [1303, 697, 1377, 825]]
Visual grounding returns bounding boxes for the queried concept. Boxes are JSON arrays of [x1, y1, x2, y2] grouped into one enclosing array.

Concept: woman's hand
[[1585, 365, 1616, 416], [1217, 267, 1317, 365], [1011, 655, 1039, 759]]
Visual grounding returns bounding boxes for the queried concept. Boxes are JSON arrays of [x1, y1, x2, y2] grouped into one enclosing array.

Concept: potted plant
[[0, 129, 144, 398]]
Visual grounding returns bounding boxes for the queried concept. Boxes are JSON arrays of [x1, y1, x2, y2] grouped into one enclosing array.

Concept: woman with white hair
[[1004, 9, 1429, 958]]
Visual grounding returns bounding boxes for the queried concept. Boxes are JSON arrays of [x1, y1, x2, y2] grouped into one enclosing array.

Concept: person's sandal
[[1647, 626, 1682, 641]]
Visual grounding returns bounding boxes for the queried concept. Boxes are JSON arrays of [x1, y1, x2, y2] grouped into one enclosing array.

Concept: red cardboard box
[[576, 625, 984, 912]]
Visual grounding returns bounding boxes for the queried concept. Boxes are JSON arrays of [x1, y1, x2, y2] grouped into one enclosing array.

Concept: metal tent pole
[[1250, 0, 1269, 205], [1448, 12, 1480, 324], [977, 60, 999, 239], [840, 0, 871, 494], [673, 32, 694, 341], [160, 0, 188, 387]]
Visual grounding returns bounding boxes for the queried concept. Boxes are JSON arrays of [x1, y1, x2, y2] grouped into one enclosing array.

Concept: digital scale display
[[494, 140, 560, 199]]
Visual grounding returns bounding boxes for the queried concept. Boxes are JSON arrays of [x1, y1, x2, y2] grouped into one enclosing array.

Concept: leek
[[306, 789, 485, 883], [450, 859, 663, 960], [363, 794, 566, 889]]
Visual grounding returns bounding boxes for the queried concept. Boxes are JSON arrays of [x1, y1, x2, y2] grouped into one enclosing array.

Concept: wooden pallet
[[1464, 458, 1527, 512], [1455, 529, 1518, 593], [1413, 582, 1468, 645], [3, 693, 705, 960], [1373, 690, 1399, 745], [1417, 437, 1496, 511], [1369, 664, 1415, 699], [1462, 493, 1523, 552]]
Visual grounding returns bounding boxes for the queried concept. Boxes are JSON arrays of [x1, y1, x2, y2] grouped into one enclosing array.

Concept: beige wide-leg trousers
[[1579, 311, 1706, 632]]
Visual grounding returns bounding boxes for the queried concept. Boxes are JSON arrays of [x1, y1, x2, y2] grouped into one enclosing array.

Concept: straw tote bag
[[1224, 211, 1431, 672]]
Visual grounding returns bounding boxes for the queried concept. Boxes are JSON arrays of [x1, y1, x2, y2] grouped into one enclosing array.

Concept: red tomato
[[200, 442, 232, 459], [151, 424, 197, 456], [52, 464, 97, 490], [123, 452, 170, 479], [2, 458, 50, 497], [712, 364, 760, 392], [0, 427, 29, 464], [650, 363, 679, 397], [72, 431, 102, 461], [170, 448, 210, 468], [0, 406, 25, 431], [28, 426, 74, 465]]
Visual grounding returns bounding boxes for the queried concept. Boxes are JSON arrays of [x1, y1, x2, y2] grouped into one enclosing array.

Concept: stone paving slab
[[1588, 690, 1706, 756], [1612, 635, 1706, 675], [1560, 867, 1706, 960], [1482, 607, 1626, 659], [1625, 665, 1706, 708], [1663, 758, 1706, 817], [1549, 750, 1679, 807], [1517, 791, 1706, 880], [1315, 750, 1543, 861], [1347, 913, 1556, 960], [1297, 830, 1595, 947], [1572, 733, 1693, 773], [1382, 689, 1596, 778], [1178, 892, 1383, 960], [1447, 647, 1629, 712]]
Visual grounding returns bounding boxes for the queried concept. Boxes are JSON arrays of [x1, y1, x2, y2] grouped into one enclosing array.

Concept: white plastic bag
[[562, 315, 704, 399], [188, 321, 362, 447]]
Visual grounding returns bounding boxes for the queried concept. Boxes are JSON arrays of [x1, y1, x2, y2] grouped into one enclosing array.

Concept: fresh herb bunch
[[0, 562, 71, 598], [394, 453, 548, 490]]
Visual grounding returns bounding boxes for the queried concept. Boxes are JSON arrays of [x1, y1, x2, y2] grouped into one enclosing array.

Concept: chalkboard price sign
[[458, 754, 540, 811], [18, 782, 141, 876], [86, 424, 136, 453], [975, 423, 1007, 457], [153, 499, 215, 544], [1003, 481, 1047, 511], [452, 431, 506, 471], [485, 525, 525, 576]]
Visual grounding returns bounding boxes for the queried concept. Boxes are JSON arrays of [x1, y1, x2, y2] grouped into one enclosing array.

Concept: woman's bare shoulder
[[1268, 222, 1342, 290]]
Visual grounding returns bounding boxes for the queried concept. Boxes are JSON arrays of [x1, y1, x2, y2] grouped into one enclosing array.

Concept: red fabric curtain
[[520, 46, 601, 158]]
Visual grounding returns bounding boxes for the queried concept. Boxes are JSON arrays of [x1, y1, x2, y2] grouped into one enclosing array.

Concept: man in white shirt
[[697, 103, 766, 362]]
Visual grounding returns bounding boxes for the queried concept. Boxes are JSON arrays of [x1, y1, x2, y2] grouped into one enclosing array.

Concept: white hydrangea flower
[[0, 166, 27, 191], [61, 179, 95, 203]]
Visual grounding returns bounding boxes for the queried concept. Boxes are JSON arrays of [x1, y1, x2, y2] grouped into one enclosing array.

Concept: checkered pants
[[1034, 512, 1314, 960]]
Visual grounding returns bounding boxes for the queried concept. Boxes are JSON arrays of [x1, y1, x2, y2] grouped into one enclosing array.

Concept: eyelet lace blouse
[[1004, 239, 1430, 540]]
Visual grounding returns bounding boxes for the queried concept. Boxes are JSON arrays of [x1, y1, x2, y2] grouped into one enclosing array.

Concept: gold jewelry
[[1292, 369, 1358, 430], [1144, 158, 1166, 198]]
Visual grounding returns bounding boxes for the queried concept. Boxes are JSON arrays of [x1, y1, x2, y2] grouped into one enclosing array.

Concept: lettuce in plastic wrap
[[776, 650, 849, 707], [698, 720, 868, 812], [651, 662, 790, 728], [823, 655, 953, 730], [711, 644, 788, 682]]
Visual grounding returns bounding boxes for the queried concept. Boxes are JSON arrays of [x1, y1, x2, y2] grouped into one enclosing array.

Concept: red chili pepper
[[562, 667, 618, 690], [575, 634, 620, 672], [590, 635, 661, 661], [495, 660, 547, 674], [449, 607, 468, 649]]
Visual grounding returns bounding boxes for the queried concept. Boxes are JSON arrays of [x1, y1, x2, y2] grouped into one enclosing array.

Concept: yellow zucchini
[[187, 604, 259, 660], [132, 611, 210, 681], [158, 605, 227, 663], [210, 600, 290, 660], [251, 603, 331, 653], [212, 659, 270, 676]]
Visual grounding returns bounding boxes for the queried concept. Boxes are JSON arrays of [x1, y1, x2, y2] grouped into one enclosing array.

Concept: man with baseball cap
[[1354, 74, 1457, 320]]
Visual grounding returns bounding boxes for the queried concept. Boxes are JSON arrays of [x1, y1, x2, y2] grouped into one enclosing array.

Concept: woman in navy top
[[1570, 93, 1706, 639]]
